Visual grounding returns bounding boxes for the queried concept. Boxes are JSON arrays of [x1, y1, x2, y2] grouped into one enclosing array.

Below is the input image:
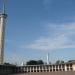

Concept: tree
[[26, 60, 44, 65], [37, 60, 44, 65], [55, 60, 64, 64], [68, 60, 75, 62], [4, 62, 16, 66], [26, 60, 37, 65]]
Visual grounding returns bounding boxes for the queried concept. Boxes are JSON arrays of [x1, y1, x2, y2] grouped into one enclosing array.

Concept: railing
[[17, 63, 73, 73]]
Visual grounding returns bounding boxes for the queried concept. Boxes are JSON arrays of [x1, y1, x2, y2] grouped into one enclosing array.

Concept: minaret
[[0, 0, 7, 64], [47, 53, 49, 64], [21, 62, 24, 66]]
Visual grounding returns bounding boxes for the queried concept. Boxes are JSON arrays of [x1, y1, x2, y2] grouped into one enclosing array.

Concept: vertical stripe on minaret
[[0, 0, 7, 64]]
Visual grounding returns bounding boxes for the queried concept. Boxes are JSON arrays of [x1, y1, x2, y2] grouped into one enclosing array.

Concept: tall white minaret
[[47, 53, 49, 64], [0, 0, 7, 64]]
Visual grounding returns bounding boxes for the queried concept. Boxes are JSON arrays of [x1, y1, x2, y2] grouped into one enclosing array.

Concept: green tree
[[26, 60, 44, 65], [26, 60, 37, 65], [55, 60, 64, 64], [37, 60, 44, 65]]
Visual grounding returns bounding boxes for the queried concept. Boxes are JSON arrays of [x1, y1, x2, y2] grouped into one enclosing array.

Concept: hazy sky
[[0, 0, 75, 65]]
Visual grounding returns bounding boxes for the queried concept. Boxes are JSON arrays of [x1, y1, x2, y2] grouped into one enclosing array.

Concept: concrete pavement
[[11, 71, 75, 75]]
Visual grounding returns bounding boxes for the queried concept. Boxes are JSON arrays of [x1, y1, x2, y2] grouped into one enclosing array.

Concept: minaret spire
[[3, 0, 6, 14]]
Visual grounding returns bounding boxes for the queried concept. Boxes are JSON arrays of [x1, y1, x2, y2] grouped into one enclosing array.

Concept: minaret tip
[[3, 0, 6, 14]]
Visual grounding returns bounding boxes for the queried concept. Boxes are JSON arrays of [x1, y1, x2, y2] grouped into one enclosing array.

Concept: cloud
[[64, 23, 75, 30], [22, 22, 75, 50]]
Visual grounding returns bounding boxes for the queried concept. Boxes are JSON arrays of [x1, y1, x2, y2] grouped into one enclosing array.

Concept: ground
[[11, 71, 75, 75]]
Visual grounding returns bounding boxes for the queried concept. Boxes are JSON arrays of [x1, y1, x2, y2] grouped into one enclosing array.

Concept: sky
[[0, 0, 75, 65]]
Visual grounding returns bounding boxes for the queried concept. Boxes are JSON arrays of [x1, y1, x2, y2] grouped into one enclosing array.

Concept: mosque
[[0, 0, 75, 75]]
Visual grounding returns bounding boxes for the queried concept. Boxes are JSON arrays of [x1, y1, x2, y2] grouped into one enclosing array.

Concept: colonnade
[[17, 63, 73, 73]]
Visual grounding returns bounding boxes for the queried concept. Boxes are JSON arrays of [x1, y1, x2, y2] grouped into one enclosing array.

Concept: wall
[[0, 65, 17, 75]]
